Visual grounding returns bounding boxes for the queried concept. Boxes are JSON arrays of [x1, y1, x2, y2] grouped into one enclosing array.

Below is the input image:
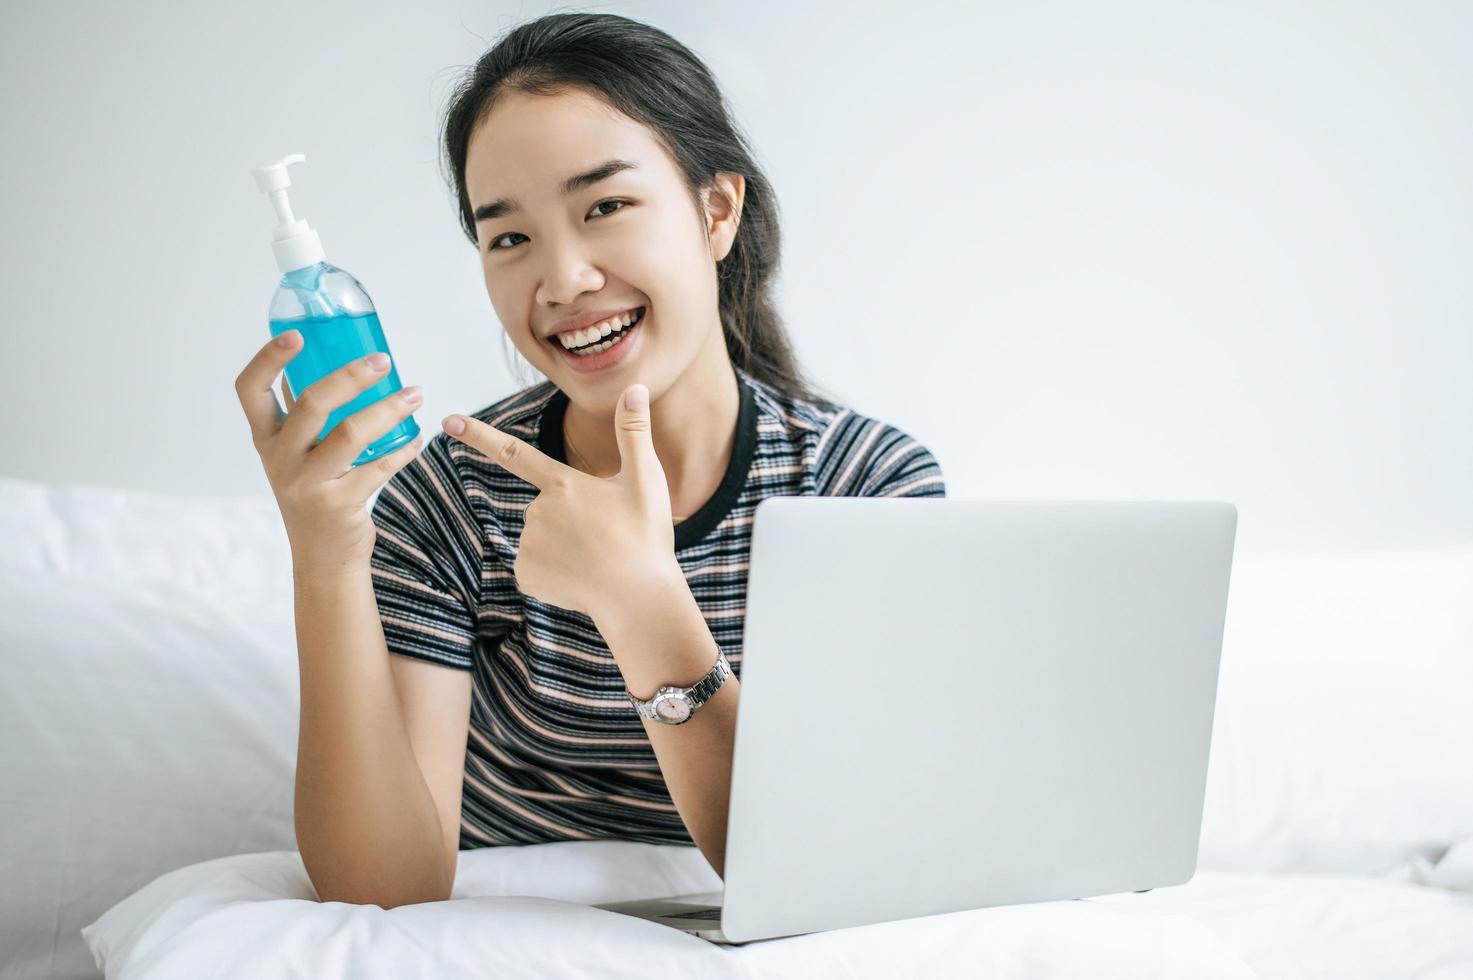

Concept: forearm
[[291, 560, 451, 907], [596, 574, 740, 879]]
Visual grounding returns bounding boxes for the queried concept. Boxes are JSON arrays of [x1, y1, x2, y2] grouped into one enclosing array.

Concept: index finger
[[235, 330, 302, 446], [445, 414, 572, 490]]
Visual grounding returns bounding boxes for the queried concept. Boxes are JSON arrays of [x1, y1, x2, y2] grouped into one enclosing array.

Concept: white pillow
[[1197, 543, 1473, 876], [79, 841, 1255, 979], [0, 475, 300, 980], [0, 473, 292, 603]]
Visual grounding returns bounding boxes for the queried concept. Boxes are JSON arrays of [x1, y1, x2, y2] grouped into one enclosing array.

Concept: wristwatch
[[626, 648, 732, 725]]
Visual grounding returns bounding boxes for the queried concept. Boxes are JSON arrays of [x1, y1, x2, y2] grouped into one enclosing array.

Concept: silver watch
[[626, 649, 731, 725]]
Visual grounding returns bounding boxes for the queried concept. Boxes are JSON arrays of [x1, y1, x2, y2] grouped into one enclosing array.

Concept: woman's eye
[[486, 200, 630, 253], [588, 198, 629, 218]]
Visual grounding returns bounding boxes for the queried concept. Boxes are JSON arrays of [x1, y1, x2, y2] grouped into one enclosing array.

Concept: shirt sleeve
[[368, 433, 485, 671], [819, 413, 948, 498], [856, 427, 947, 498]]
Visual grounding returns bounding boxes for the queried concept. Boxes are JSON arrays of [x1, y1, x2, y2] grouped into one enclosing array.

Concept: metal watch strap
[[626, 649, 731, 725]]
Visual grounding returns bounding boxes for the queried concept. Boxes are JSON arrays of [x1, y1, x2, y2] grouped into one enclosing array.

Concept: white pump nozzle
[[251, 153, 326, 274]]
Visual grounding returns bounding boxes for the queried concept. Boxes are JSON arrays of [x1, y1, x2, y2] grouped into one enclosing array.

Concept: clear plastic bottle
[[251, 153, 419, 466]]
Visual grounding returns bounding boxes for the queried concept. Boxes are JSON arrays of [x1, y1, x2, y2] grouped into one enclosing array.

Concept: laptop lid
[[718, 498, 1238, 943]]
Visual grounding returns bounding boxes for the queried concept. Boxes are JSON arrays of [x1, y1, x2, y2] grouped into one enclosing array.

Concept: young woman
[[236, 12, 944, 908]]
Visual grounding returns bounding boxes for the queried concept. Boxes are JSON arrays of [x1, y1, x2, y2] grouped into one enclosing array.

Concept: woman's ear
[[704, 172, 746, 263]]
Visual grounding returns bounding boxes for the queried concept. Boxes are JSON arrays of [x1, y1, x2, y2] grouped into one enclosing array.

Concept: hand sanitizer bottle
[[251, 153, 420, 466]]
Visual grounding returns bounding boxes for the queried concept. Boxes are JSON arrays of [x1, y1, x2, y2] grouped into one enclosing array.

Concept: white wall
[[2, 0, 1468, 550]]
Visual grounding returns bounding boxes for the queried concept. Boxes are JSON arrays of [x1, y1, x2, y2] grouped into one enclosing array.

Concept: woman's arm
[[596, 570, 740, 879], [292, 560, 457, 907]]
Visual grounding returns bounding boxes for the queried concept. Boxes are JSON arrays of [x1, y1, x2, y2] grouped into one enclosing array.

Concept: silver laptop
[[594, 498, 1238, 945]]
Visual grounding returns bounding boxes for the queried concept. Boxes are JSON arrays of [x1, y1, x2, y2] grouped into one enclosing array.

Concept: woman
[[237, 12, 945, 908]]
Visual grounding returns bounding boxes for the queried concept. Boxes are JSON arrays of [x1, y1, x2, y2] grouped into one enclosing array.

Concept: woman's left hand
[[440, 383, 682, 621]]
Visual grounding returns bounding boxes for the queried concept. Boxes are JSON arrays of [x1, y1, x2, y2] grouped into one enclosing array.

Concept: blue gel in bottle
[[253, 154, 419, 466]]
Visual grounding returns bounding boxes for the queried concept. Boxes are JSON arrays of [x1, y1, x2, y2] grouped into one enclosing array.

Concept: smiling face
[[464, 85, 741, 407]]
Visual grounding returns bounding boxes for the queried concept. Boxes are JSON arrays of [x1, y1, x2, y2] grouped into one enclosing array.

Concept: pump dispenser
[[252, 153, 419, 465]]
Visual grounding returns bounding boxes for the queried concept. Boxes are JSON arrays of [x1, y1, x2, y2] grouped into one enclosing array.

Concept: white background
[[2, 0, 1468, 550]]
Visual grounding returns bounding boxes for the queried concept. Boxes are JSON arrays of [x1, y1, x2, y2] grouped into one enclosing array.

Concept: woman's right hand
[[235, 329, 425, 574]]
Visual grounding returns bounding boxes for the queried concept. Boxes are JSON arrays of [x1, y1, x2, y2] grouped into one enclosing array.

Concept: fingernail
[[401, 385, 423, 404], [443, 415, 465, 435], [625, 384, 648, 411], [275, 331, 298, 348], [366, 352, 391, 370]]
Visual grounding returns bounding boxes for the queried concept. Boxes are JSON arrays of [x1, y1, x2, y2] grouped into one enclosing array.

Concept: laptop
[[594, 498, 1238, 945]]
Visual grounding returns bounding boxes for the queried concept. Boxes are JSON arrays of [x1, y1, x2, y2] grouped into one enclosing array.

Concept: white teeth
[[572, 329, 632, 356], [559, 309, 638, 349]]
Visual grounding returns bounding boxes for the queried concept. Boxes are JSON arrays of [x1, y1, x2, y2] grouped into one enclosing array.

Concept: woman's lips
[[551, 308, 646, 374]]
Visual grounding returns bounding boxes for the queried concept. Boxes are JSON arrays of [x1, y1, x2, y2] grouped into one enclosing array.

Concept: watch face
[[655, 695, 691, 723]]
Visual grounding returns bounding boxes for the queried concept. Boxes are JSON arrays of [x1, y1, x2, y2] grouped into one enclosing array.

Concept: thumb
[[614, 383, 658, 484]]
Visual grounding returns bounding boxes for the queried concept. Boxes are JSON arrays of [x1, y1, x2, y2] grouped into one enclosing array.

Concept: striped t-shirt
[[368, 364, 946, 849]]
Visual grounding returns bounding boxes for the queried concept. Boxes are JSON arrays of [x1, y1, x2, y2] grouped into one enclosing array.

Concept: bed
[[2, 473, 1470, 979]]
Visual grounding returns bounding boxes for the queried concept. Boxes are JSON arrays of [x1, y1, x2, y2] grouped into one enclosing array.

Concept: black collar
[[537, 372, 758, 551]]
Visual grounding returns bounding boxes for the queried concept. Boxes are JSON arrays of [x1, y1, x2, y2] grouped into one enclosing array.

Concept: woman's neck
[[560, 331, 739, 517]]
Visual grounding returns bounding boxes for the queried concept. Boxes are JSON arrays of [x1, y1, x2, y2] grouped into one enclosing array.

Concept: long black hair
[[438, 11, 841, 409]]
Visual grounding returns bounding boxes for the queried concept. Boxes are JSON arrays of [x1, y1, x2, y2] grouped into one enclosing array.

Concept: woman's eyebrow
[[473, 159, 639, 222]]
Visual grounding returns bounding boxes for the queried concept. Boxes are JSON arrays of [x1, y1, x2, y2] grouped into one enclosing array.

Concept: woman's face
[[463, 86, 742, 407]]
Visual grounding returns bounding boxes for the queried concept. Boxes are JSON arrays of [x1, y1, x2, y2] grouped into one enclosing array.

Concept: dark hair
[[438, 11, 841, 410]]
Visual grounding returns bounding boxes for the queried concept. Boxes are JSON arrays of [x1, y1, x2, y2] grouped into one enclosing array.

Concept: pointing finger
[[443, 414, 571, 490]]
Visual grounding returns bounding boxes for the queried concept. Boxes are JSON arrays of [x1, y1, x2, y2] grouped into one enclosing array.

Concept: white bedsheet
[[1093, 864, 1473, 979], [79, 839, 1473, 980]]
